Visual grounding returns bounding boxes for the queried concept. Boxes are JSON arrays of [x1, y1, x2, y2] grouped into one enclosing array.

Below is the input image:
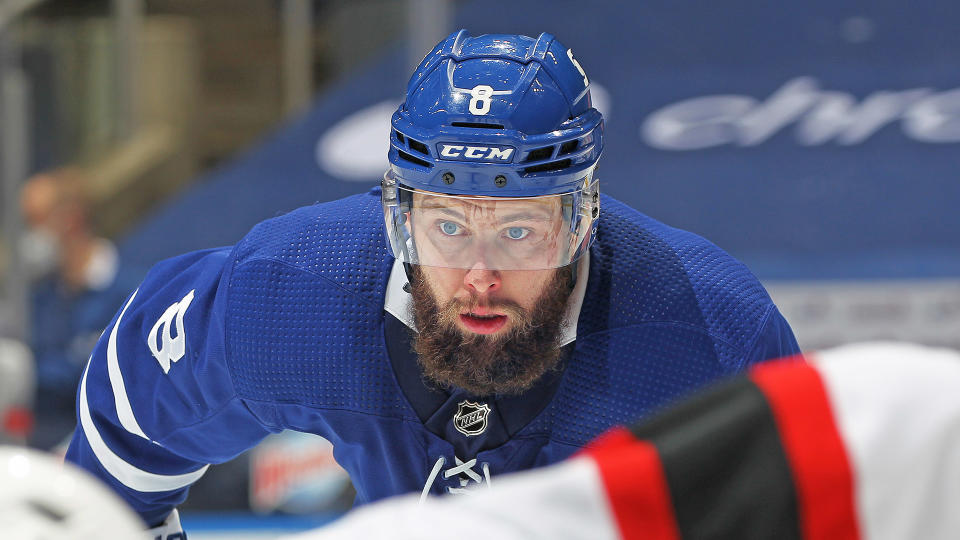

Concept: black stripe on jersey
[[629, 376, 800, 540]]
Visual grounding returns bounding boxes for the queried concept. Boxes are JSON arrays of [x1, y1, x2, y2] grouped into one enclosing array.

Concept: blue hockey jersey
[[66, 188, 799, 526]]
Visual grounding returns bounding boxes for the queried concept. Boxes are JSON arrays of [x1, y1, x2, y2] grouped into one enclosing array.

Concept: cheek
[[420, 267, 464, 302], [500, 271, 554, 310]]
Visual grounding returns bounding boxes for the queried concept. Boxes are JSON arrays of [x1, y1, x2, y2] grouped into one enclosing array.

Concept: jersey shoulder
[[222, 189, 405, 415], [535, 196, 790, 446], [231, 188, 388, 301], [590, 195, 778, 352]]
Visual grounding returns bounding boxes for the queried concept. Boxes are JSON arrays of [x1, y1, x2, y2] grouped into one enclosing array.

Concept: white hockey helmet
[[0, 446, 148, 539]]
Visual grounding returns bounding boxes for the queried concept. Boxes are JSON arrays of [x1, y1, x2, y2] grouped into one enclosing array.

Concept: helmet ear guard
[[568, 172, 601, 263], [381, 172, 419, 266], [380, 173, 407, 261]]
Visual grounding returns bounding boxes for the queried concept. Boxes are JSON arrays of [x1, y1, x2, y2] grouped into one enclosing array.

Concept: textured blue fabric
[[66, 187, 798, 525]]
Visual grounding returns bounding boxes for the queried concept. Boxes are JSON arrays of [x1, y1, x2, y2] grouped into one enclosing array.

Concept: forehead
[[413, 192, 561, 215]]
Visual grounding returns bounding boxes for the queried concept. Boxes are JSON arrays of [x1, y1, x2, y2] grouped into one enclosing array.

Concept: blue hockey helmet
[[383, 30, 603, 271]]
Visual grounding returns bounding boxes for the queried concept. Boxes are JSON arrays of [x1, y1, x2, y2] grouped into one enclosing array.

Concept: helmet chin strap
[[568, 259, 579, 292], [402, 262, 415, 293]]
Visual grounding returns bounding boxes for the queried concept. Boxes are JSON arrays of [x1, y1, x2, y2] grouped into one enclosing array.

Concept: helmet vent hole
[[451, 122, 505, 129], [524, 146, 554, 162], [408, 139, 430, 155], [27, 500, 67, 522], [394, 130, 406, 144], [522, 159, 572, 174], [398, 150, 432, 168], [559, 140, 579, 155]]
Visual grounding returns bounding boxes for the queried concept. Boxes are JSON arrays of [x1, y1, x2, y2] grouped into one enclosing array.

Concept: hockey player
[[65, 30, 799, 534]]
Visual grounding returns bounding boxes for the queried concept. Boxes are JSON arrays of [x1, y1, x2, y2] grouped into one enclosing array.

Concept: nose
[[463, 262, 501, 294]]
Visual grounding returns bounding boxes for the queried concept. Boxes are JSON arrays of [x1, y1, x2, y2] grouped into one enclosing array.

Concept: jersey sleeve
[[65, 247, 277, 527]]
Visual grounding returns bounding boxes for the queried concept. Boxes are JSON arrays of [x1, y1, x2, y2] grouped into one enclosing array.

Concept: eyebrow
[[498, 211, 554, 223], [419, 206, 554, 225], [420, 206, 466, 220], [418, 195, 558, 221]]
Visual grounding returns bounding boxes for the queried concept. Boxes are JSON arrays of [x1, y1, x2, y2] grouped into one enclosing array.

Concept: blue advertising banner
[[121, 0, 960, 281]]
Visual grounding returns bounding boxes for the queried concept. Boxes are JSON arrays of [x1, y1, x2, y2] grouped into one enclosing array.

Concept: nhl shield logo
[[453, 400, 491, 437]]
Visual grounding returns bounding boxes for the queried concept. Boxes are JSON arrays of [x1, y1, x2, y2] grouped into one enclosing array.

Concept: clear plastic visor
[[383, 173, 596, 271]]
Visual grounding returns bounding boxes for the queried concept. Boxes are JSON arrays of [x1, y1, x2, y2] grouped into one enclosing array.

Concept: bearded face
[[408, 264, 573, 396]]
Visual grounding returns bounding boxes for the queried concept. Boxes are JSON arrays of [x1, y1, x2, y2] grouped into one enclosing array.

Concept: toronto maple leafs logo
[[453, 400, 491, 437]]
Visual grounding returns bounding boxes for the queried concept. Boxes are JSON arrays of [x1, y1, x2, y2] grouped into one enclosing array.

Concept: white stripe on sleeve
[[79, 365, 209, 493], [107, 288, 149, 440]]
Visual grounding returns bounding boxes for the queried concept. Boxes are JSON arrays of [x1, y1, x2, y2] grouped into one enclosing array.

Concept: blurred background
[[1, 0, 958, 536]]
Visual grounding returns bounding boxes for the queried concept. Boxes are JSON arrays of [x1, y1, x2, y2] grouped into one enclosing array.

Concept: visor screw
[[494, 175, 507, 187], [442, 172, 455, 185]]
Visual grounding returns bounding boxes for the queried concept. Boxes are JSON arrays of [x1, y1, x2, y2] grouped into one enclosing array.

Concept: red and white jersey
[[292, 342, 960, 540]]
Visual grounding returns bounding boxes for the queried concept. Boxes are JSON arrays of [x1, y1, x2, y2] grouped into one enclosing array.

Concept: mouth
[[458, 311, 509, 334]]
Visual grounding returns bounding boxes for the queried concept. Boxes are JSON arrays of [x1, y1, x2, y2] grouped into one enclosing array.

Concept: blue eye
[[439, 221, 461, 235], [506, 227, 529, 240]]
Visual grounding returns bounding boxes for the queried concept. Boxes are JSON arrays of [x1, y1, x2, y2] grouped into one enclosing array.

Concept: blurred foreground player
[[293, 342, 960, 540], [0, 446, 147, 539], [66, 30, 798, 533]]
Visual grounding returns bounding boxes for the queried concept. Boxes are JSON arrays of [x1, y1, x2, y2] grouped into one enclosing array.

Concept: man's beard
[[409, 265, 574, 396]]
